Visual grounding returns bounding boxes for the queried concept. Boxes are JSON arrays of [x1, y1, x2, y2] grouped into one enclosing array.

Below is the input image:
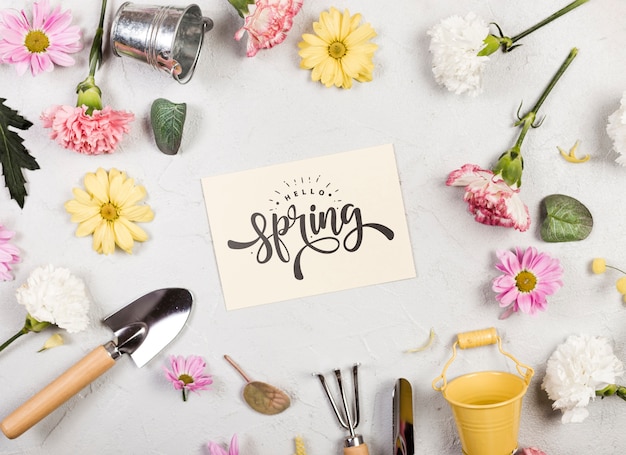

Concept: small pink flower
[[164, 355, 213, 401], [208, 434, 239, 455], [40, 105, 134, 155], [519, 449, 548, 455], [493, 246, 563, 319], [446, 163, 530, 232], [0, 224, 19, 281], [234, 0, 303, 57], [0, 0, 82, 76]]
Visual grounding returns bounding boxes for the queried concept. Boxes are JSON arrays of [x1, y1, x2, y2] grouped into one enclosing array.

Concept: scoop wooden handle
[[344, 443, 369, 455], [1, 345, 116, 439]]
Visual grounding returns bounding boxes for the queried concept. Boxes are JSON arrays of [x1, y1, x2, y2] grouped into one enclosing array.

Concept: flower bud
[[24, 314, 51, 333], [591, 258, 607, 274], [493, 146, 524, 188], [616, 276, 626, 294], [75, 75, 102, 114], [477, 34, 501, 56], [596, 384, 618, 397]]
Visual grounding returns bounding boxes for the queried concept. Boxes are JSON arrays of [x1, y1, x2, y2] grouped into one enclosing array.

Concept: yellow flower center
[[179, 374, 194, 385], [328, 41, 347, 59], [515, 270, 537, 293], [100, 203, 119, 221], [24, 30, 50, 53]]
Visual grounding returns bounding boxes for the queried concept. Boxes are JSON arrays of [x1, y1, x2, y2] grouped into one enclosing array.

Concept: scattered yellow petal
[[293, 436, 307, 455], [38, 333, 64, 352], [558, 140, 589, 163], [616, 277, 626, 294], [406, 328, 436, 353], [592, 258, 607, 274]]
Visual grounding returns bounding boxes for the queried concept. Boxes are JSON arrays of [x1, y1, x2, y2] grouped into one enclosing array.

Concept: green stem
[[0, 329, 28, 353], [493, 48, 577, 187], [88, 0, 108, 77], [530, 48, 578, 115], [510, 0, 589, 44], [182, 388, 188, 402], [513, 119, 532, 150], [512, 48, 577, 147], [607, 265, 626, 275]]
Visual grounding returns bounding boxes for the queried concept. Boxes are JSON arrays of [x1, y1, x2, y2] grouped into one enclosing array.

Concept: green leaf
[[0, 98, 39, 208], [227, 0, 255, 17], [150, 98, 187, 155], [540, 194, 593, 242]]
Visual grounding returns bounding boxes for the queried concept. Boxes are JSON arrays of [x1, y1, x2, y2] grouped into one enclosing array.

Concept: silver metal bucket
[[111, 2, 213, 84]]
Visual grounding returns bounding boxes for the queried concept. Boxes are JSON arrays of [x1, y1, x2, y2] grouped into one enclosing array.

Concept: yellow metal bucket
[[432, 328, 534, 455]]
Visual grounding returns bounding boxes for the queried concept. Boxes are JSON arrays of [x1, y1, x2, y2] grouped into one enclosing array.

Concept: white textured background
[[1, 0, 626, 454]]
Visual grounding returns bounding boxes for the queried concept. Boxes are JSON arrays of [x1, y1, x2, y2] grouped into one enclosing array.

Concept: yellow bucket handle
[[432, 328, 534, 392]]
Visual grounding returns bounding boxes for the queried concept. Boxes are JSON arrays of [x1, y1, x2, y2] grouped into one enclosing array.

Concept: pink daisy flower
[[447, 163, 530, 232], [208, 434, 239, 455], [0, 224, 19, 281], [41, 104, 134, 155], [0, 0, 82, 76], [234, 0, 303, 57], [492, 246, 563, 319], [164, 355, 213, 401]]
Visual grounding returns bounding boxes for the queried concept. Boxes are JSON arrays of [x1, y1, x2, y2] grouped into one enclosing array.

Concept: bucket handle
[[171, 17, 213, 85], [432, 327, 534, 392]]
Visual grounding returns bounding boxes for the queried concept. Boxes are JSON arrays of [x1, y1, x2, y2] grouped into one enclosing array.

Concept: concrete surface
[[1, 0, 626, 454]]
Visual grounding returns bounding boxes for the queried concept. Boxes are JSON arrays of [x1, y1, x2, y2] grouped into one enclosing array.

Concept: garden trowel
[[0, 287, 192, 439]]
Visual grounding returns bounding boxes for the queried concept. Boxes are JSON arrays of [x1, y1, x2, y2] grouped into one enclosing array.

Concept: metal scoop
[[316, 364, 369, 455]]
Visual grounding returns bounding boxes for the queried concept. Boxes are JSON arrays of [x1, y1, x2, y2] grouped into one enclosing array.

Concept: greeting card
[[201, 144, 416, 310]]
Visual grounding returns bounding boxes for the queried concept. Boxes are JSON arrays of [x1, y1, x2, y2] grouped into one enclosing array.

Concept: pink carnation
[[446, 163, 530, 232], [234, 0, 303, 57], [41, 104, 134, 155], [0, 224, 19, 281], [519, 449, 548, 455]]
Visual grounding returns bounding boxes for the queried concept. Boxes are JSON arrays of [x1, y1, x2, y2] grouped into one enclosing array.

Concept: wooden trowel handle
[[344, 443, 369, 455], [1, 345, 116, 439]]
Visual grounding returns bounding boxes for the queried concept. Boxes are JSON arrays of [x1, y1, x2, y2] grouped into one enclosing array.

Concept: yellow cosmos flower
[[65, 168, 154, 255], [298, 8, 377, 89]]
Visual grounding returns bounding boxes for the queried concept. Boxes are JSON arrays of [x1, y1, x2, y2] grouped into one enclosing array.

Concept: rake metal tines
[[316, 363, 367, 450]]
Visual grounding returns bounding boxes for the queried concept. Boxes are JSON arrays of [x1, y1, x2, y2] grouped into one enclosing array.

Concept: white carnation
[[427, 12, 491, 96], [541, 334, 624, 423], [16, 265, 90, 333], [607, 91, 626, 166]]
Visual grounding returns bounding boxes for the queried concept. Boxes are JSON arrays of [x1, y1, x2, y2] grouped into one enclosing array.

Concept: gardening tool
[[111, 3, 213, 84], [223, 354, 291, 415], [393, 378, 414, 455], [316, 364, 369, 455], [432, 327, 534, 455], [1, 288, 193, 439]]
